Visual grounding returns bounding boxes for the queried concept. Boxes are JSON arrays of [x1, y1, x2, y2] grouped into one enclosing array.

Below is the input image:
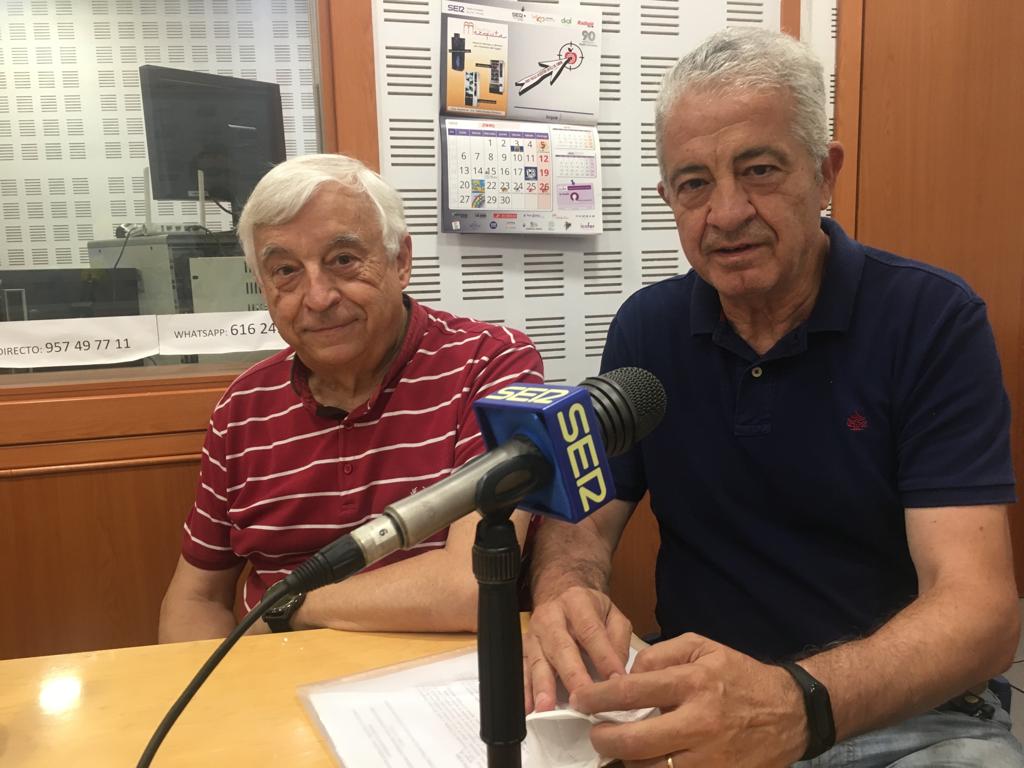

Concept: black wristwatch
[[778, 661, 836, 761], [262, 590, 306, 633]]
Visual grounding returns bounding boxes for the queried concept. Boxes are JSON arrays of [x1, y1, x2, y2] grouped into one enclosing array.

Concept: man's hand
[[569, 633, 807, 767], [524, 585, 633, 712]]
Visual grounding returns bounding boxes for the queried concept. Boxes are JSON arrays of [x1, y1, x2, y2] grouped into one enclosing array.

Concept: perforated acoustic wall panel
[[373, 0, 836, 384], [0, 0, 317, 269]]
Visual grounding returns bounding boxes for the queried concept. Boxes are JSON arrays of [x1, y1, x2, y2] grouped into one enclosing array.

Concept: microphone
[[280, 367, 666, 595], [137, 369, 664, 768]]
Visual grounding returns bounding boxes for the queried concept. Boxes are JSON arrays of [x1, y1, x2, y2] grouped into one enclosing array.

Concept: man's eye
[[332, 253, 354, 267], [273, 264, 297, 277], [746, 164, 776, 177], [678, 178, 706, 193]]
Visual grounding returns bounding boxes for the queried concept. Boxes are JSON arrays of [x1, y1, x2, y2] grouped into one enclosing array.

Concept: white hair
[[655, 28, 829, 181], [237, 153, 407, 273]]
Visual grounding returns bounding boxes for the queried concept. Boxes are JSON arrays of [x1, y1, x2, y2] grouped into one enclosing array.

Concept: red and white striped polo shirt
[[180, 298, 544, 610]]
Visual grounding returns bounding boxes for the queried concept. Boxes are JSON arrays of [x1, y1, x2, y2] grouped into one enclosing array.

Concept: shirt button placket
[[338, 422, 348, 500]]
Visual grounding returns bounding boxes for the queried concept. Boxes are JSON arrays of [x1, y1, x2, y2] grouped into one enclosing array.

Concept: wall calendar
[[438, 2, 603, 236], [441, 118, 601, 234]]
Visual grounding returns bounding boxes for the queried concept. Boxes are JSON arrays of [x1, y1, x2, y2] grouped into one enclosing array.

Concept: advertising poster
[[438, 2, 603, 235], [441, 3, 600, 124], [443, 16, 510, 118]]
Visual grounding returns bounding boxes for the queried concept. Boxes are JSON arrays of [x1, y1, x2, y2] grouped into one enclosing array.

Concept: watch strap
[[778, 661, 836, 761], [263, 590, 306, 633]]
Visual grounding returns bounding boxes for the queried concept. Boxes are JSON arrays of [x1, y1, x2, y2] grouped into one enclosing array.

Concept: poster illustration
[[443, 17, 510, 117]]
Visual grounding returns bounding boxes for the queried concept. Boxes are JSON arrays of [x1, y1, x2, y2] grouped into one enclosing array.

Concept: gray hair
[[237, 153, 408, 273], [655, 28, 829, 181]]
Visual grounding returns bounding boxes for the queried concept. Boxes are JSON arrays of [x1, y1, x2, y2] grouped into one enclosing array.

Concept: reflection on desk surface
[[0, 627, 476, 767]]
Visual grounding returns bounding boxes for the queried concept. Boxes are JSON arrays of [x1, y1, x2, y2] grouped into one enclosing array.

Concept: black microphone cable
[[136, 579, 289, 768], [136, 497, 393, 766]]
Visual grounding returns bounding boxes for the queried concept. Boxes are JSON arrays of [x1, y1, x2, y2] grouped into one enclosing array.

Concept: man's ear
[[819, 141, 845, 210], [395, 233, 413, 289], [658, 179, 669, 205]]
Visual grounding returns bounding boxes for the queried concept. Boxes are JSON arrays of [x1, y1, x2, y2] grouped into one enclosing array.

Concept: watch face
[[271, 593, 298, 613], [264, 591, 305, 631]]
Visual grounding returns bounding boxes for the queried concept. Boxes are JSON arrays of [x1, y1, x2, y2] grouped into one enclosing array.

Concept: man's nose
[[705, 178, 755, 232], [303, 266, 341, 311]]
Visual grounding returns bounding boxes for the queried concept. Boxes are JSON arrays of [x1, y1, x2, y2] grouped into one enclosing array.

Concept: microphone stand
[[472, 452, 551, 768]]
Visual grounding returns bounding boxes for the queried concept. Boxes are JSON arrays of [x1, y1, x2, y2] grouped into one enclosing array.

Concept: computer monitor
[[139, 65, 286, 226]]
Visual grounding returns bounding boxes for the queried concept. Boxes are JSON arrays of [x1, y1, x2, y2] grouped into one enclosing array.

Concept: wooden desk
[[0, 628, 478, 767]]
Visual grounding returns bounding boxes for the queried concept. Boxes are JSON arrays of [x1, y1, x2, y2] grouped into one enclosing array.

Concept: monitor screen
[[139, 65, 286, 219]]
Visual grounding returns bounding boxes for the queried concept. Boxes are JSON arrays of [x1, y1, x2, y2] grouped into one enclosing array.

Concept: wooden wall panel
[[0, 389, 217, 449], [0, 368, 229, 658], [0, 462, 198, 659], [610, 496, 660, 639], [854, 0, 1024, 585], [0, 365, 234, 462]]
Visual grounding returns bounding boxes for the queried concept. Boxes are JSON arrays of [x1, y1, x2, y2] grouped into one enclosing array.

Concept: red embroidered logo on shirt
[[846, 411, 869, 431]]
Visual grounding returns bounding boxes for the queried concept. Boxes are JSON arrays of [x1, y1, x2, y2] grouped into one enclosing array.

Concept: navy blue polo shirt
[[602, 217, 1015, 662]]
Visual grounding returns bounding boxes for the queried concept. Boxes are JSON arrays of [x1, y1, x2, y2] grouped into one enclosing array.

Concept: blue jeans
[[796, 688, 1024, 767]]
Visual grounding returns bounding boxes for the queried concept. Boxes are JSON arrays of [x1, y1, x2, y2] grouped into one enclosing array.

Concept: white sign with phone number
[[0, 311, 287, 369], [0, 315, 160, 368], [157, 311, 287, 355]]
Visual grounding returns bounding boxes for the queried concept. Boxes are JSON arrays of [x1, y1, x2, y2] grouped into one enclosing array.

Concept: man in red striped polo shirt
[[158, 154, 543, 642]]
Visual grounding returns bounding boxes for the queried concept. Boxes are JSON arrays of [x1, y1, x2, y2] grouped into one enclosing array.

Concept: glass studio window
[[0, 0, 320, 374]]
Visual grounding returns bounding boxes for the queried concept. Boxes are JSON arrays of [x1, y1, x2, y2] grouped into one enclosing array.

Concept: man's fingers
[[537, 624, 597, 695], [523, 647, 534, 713], [631, 633, 713, 674], [570, 668, 698, 714], [527, 588, 632, 706], [590, 715, 690, 762], [561, 592, 629, 684], [607, 608, 634, 666], [523, 631, 558, 712], [528, 603, 589, 704]]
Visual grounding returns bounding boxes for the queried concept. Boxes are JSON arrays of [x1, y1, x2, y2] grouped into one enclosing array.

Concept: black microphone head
[[580, 367, 666, 456]]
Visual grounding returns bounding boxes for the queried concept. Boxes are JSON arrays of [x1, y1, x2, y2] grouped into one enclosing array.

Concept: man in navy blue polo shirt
[[525, 28, 1022, 768]]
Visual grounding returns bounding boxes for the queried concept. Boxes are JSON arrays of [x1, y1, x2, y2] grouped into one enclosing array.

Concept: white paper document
[[326, 684, 485, 767], [299, 645, 656, 768], [302, 649, 487, 767]]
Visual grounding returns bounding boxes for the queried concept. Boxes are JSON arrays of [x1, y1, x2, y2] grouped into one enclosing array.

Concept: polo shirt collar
[[689, 217, 864, 336], [807, 217, 864, 333], [690, 272, 721, 335], [374, 294, 428, 398], [290, 294, 427, 418]]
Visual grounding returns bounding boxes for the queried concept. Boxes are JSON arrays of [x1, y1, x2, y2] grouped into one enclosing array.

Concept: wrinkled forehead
[[670, 83, 795, 131], [295, 183, 383, 233], [306, 181, 382, 228], [254, 183, 385, 256], [662, 86, 803, 163]]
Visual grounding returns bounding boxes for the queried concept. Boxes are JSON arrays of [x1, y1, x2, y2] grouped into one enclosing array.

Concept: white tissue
[[524, 704, 658, 768]]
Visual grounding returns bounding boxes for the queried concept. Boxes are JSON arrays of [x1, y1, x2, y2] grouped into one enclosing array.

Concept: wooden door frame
[[832, 0, 864, 235], [316, 0, 380, 167]]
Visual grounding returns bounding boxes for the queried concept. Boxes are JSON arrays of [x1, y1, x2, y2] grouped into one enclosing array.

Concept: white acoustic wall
[[0, 0, 317, 270], [373, 0, 836, 383]]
